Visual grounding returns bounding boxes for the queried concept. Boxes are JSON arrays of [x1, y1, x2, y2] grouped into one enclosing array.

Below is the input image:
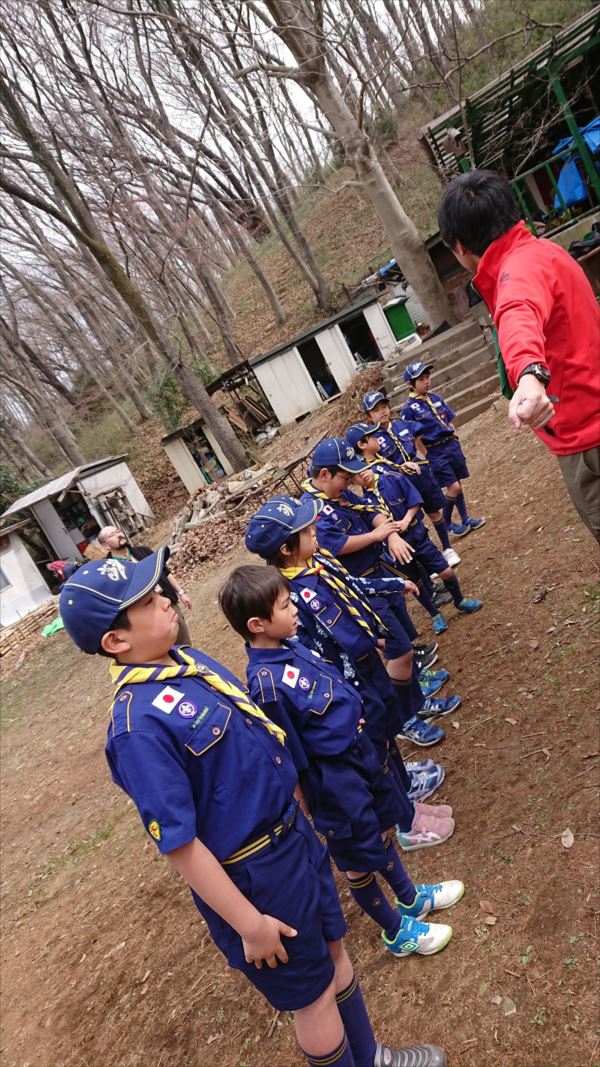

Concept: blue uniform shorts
[[306, 732, 405, 872], [426, 436, 469, 488], [407, 463, 445, 513], [405, 524, 448, 576], [193, 809, 346, 1011]]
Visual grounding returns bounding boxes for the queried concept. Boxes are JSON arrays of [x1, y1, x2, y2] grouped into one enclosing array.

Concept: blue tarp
[[552, 116, 599, 210], [552, 116, 600, 156]]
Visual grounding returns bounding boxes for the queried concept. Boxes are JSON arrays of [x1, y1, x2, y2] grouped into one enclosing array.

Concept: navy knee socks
[[442, 573, 463, 607], [454, 490, 469, 523], [432, 517, 451, 550], [346, 872, 401, 939], [335, 974, 378, 1067], [378, 837, 415, 905], [301, 1033, 356, 1066]]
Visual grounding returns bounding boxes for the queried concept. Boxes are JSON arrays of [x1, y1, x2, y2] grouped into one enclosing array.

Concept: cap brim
[[290, 496, 322, 532], [337, 456, 368, 473], [363, 395, 386, 411], [121, 546, 168, 609]]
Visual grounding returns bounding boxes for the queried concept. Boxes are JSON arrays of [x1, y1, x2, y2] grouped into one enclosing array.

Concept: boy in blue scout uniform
[[346, 424, 483, 640], [400, 362, 485, 539], [58, 552, 448, 1067], [362, 390, 459, 567], [299, 439, 460, 746], [244, 496, 456, 854], [219, 563, 465, 961]]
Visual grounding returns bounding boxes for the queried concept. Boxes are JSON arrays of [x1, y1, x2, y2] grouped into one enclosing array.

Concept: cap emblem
[[98, 559, 128, 582], [276, 502, 294, 517]]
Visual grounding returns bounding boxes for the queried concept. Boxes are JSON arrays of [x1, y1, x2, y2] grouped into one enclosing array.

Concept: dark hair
[[97, 607, 131, 657], [309, 463, 343, 478], [219, 565, 289, 642], [438, 169, 521, 256], [266, 531, 301, 568]]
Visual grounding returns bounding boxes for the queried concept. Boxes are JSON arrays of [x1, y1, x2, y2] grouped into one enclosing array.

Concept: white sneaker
[[442, 547, 461, 567]]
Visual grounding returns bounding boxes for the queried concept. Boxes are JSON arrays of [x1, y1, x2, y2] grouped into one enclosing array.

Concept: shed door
[[253, 349, 320, 423]]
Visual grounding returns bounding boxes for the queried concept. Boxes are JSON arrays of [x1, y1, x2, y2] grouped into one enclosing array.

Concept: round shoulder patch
[[148, 819, 161, 841]]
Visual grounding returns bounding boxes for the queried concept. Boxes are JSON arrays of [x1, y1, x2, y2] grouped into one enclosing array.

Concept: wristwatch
[[518, 363, 551, 385]]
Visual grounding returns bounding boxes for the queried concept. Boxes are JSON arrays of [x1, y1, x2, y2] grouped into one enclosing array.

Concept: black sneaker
[[413, 642, 438, 671], [433, 589, 452, 607]]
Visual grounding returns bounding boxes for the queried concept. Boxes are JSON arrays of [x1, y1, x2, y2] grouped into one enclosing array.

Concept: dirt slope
[[1, 402, 599, 1067]]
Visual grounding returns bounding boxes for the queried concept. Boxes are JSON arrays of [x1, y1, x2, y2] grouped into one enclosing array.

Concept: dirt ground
[[1, 401, 599, 1067]]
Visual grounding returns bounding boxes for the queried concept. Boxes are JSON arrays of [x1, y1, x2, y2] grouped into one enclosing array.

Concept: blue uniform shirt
[[401, 391, 455, 445], [374, 418, 421, 464], [247, 641, 363, 761], [105, 647, 298, 862], [367, 464, 425, 520], [301, 491, 381, 576]]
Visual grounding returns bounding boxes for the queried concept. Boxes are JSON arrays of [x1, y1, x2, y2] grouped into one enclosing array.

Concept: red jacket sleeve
[[493, 260, 554, 388]]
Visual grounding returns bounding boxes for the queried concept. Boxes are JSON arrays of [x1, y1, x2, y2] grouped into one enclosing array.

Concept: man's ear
[[100, 629, 132, 656], [247, 616, 265, 635]]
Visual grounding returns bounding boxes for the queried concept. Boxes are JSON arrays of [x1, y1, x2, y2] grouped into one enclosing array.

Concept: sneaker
[[456, 596, 483, 613], [433, 589, 452, 607], [406, 757, 438, 772], [431, 612, 448, 634], [374, 1043, 447, 1067], [382, 914, 452, 956], [397, 716, 445, 747], [420, 673, 445, 698], [414, 800, 453, 819], [411, 808, 454, 835], [419, 695, 462, 721], [465, 516, 486, 530], [407, 765, 445, 802], [396, 814, 454, 851], [419, 667, 449, 684], [448, 522, 471, 538], [397, 880, 465, 920], [442, 546, 461, 567], [413, 644, 438, 671]]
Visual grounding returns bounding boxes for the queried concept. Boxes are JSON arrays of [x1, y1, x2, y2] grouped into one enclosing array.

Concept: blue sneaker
[[419, 695, 462, 721], [431, 612, 448, 634], [420, 674, 445, 698], [419, 667, 450, 685], [397, 881, 465, 920], [465, 516, 485, 529], [456, 597, 483, 613], [407, 764, 445, 801], [397, 716, 445, 746], [448, 522, 471, 538], [382, 914, 453, 957]]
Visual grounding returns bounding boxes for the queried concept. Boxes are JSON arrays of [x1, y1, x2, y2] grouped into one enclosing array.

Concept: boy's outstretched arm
[[167, 838, 296, 968]]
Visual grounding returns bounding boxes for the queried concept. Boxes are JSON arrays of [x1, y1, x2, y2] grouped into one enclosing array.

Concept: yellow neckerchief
[[109, 649, 286, 745], [408, 391, 452, 431], [280, 547, 385, 639], [301, 478, 381, 518], [380, 421, 412, 462]]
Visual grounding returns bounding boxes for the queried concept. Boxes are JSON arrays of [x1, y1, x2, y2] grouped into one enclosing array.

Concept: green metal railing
[[510, 144, 598, 227]]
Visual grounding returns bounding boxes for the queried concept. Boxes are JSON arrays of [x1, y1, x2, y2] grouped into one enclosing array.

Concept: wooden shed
[[249, 295, 398, 425]]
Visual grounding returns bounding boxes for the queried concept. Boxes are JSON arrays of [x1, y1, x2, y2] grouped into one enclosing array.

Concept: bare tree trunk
[[3, 423, 53, 479], [264, 2, 455, 328]]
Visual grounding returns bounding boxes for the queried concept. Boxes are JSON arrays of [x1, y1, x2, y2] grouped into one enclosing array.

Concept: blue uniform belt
[[222, 800, 299, 866], [426, 433, 455, 449]]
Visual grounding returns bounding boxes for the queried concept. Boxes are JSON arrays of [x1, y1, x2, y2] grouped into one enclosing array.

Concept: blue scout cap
[[311, 437, 367, 474], [362, 390, 387, 412], [245, 495, 321, 558], [345, 422, 380, 451], [59, 548, 168, 654], [403, 360, 434, 382]]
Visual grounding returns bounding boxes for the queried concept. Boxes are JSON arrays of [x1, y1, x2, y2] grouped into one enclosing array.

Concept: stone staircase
[[382, 318, 501, 427]]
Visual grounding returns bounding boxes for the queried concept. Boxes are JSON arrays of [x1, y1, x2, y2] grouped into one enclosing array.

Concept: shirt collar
[[473, 221, 534, 308]]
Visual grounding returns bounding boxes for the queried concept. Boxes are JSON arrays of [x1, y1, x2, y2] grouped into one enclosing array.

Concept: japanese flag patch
[[300, 587, 316, 603], [282, 665, 300, 689], [151, 686, 183, 713]]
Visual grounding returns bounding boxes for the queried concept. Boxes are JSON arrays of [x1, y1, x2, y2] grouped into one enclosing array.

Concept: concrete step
[[383, 336, 488, 388], [446, 372, 501, 413], [454, 390, 501, 427], [384, 319, 481, 375], [387, 357, 496, 413]]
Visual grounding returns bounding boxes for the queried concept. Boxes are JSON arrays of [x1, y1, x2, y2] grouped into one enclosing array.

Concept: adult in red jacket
[[438, 169, 600, 543]]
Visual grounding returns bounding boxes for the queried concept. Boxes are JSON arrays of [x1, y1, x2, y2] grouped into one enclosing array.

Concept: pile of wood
[[0, 600, 59, 657]]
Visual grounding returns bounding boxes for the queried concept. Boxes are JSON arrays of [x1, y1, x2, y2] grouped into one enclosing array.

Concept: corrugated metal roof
[[1, 456, 129, 518]]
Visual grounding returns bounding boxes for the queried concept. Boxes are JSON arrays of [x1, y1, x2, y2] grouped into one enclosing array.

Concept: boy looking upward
[[400, 362, 485, 538], [220, 564, 464, 961], [58, 554, 447, 1067]]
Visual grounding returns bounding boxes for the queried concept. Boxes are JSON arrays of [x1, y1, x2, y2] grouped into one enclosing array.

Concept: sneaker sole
[[468, 519, 486, 530], [397, 827, 454, 851], [397, 732, 444, 747], [420, 699, 462, 722], [450, 528, 471, 538]]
